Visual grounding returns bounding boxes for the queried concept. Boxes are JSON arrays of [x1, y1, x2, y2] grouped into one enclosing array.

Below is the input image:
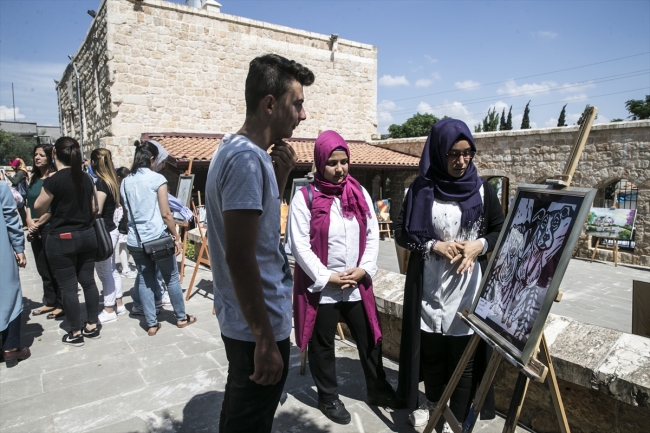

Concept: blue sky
[[1, 0, 648, 134]]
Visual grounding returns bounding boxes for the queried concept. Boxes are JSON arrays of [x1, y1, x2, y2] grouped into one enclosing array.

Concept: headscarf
[[292, 130, 381, 351], [9, 158, 29, 181], [402, 118, 483, 249]]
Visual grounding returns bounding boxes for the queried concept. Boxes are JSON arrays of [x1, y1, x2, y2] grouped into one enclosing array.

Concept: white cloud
[[425, 55, 438, 63], [594, 114, 610, 125], [509, 113, 537, 130], [431, 72, 442, 81], [531, 31, 558, 39], [417, 102, 433, 113], [563, 94, 588, 102], [377, 99, 398, 133], [488, 101, 510, 114], [545, 117, 559, 127], [416, 100, 479, 128], [455, 80, 480, 90], [415, 79, 432, 87], [0, 105, 26, 120], [498, 79, 556, 96], [378, 75, 409, 87]]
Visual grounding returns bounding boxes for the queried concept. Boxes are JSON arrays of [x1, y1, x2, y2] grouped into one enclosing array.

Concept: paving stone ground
[[2, 238, 647, 432]]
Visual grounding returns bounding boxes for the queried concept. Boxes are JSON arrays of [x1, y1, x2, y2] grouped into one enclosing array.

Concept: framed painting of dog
[[468, 184, 596, 365]]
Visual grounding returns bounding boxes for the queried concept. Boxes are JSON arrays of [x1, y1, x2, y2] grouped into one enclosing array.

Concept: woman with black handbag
[[91, 148, 126, 324], [34, 137, 102, 346], [121, 141, 195, 336]]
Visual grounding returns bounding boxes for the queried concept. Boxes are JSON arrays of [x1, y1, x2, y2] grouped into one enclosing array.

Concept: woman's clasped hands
[[432, 239, 484, 275], [329, 267, 367, 289]]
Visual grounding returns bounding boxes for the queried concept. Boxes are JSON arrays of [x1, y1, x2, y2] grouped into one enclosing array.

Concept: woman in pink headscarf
[[289, 130, 404, 426]]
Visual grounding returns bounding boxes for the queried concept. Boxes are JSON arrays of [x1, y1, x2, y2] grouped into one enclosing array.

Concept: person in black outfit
[[25, 143, 63, 319], [34, 137, 101, 346]]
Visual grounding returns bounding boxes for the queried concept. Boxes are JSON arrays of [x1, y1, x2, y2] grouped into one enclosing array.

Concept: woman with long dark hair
[[289, 131, 403, 425], [25, 143, 62, 318], [395, 119, 504, 430], [121, 141, 195, 336], [92, 148, 126, 324], [34, 137, 101, 346]]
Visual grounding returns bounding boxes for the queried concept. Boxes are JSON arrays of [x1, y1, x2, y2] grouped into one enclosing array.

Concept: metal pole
[[11, 83, 16, 121], [70, 62, 83, 147]]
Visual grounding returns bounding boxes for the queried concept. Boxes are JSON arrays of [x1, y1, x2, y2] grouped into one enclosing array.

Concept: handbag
[[90, 176, 114, 262], [124, 188, 176, 262]]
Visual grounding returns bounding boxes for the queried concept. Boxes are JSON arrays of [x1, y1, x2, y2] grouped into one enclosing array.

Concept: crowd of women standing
[[1, 137, 194, 364]]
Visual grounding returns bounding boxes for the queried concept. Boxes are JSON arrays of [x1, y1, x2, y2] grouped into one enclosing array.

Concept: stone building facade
[[374, 120, 650, 265], [56, 0, 378, 166]]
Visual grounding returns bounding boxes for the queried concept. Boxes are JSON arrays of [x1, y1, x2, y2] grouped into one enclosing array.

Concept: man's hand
[[340, 267, 366, 287], [15, 252, 26, 267], [270, 141, 296, 194], [249, 337, 285, 386]]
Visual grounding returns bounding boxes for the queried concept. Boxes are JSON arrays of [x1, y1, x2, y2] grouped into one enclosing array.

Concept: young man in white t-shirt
[[205, 54, 314, 433]]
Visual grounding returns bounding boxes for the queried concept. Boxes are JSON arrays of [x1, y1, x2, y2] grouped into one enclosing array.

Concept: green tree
[[388, 113, 440, 138], [505, 106, 513, 130], [0, 130, 35, 166], [520, 101, 531, 129], [557, 104, 567, 127], [577, 104, 597, 126], [625, 95, 650, 120], [481, 107, 499, 132], [474, 124, 482, 133], [499, 108, 507, 130]]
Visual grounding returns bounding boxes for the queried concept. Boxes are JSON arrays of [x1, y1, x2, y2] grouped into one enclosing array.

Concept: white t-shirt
[[205, 134, 291, 342], [288, 185, 379, 304]]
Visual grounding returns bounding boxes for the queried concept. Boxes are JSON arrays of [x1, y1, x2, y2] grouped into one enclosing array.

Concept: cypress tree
[[557, 104, 567, 127], [499, 108, 507, 130], [505, 106, 513, 130], [521, 101, 531, 129]]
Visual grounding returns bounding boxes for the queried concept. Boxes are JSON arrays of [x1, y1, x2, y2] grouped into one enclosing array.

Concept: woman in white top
[[290, 131, 403, 426], [395, 119, 505, 429]]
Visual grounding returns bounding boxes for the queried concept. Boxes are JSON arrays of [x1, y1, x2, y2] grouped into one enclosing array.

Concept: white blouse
[[421, 186, 487, 336], [289, 186, 379, 304]]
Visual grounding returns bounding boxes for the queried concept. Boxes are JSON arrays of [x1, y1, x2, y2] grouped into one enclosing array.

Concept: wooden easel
[[426, 107, 598, 433], [590, 237, 619, 266], [177, 160, 194, 283], [186, 201, 211, 301]]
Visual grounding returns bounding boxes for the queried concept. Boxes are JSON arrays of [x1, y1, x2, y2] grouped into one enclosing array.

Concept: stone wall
[[58, 0, 378, 166], [373, 121, 650, 265]]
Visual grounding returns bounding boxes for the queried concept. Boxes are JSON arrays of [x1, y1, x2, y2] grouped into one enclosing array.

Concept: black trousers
[[308, 301, 394, 403], [45, 228, 100, 332], [1, 314, 22, 351], [17, 206, 27, 227], [31, 227, 62, 309], [219, 334, 290, 433], [421, 331, 474, 423]]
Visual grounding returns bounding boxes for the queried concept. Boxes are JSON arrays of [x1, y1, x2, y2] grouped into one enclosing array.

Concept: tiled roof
[[141, 133, 419, 169]]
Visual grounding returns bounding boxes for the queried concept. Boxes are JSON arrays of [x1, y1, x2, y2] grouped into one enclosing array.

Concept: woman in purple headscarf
[[289, 130, 403, 425], [395, 118, 505, 430]]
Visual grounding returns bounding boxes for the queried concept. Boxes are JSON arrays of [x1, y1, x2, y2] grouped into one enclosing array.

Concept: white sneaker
[[408, 400, 436, 427], [442, 421, 453, 433], [116, 305, 127, 316], [122, 270, 137, 279], [97, 310, 117, 324], [160, 292, 171, 306]]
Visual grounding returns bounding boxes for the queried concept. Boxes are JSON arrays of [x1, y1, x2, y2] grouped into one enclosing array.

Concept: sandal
[[147, 323, 162, 336], [46, 310, 65, 320], [32, 306, 56, 316], [177, 315, 197, 328]]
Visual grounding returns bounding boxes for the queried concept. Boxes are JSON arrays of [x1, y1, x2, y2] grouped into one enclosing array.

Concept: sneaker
[[442, 421, 453, 433], [318, 399, 351, 425], [62, 332, 84, 347], [82, 323, 102, 339], [122, 270, 137, 279], [408, 399, 436, 427], [116, 305, 127, 316], [98, 310, 117, 324], [160, 292, 172, 306], [130, 305, 160, 316]]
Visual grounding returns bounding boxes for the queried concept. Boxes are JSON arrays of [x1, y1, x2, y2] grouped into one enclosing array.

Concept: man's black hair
[[245, 54, 315, 116]]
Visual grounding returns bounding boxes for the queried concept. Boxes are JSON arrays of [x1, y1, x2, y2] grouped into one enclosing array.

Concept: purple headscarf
[[292, 130, 381, 351], [402, 118, 484, 248]]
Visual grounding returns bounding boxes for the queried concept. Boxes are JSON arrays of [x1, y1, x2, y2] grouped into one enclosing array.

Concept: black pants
[[1, 314, 22, 351], [31, 227, 62, 309], [308, 301, 394, 403], [219, 334, 290, 433], [17, 206, 27, 227], [421, 331, 474, 423], [46, 228, 100, 332]]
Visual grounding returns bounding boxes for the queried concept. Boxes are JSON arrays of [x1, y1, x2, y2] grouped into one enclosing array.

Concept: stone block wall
[[373, 121, 650, 265], [58, 0, 378, 166]]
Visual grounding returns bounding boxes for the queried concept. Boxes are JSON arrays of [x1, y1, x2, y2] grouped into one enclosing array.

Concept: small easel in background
[[186, 197, 210, 301], [590, 188, 620, 266], [425, 106, 598, 433], [177, 160, 193, 283]]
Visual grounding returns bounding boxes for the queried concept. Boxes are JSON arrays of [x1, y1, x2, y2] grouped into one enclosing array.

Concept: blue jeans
[[131, 268, 165, 308], [128, 246, 186, 328]]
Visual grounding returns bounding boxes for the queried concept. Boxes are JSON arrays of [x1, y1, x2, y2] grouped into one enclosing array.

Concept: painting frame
[[585, 207, 637, 241], [467, 184, 596, 365], [173, 174, 195, 224]]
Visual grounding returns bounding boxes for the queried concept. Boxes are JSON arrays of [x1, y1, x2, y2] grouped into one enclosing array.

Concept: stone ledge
[[370, 268, 650, 410]]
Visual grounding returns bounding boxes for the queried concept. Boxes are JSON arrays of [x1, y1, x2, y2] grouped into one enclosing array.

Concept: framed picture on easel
[[468, 184, 596, 364], [174, 174, 195, 223]]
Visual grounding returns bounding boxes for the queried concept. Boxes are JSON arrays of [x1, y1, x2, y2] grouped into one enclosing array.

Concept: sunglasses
[[446, 150, 476, 160]]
